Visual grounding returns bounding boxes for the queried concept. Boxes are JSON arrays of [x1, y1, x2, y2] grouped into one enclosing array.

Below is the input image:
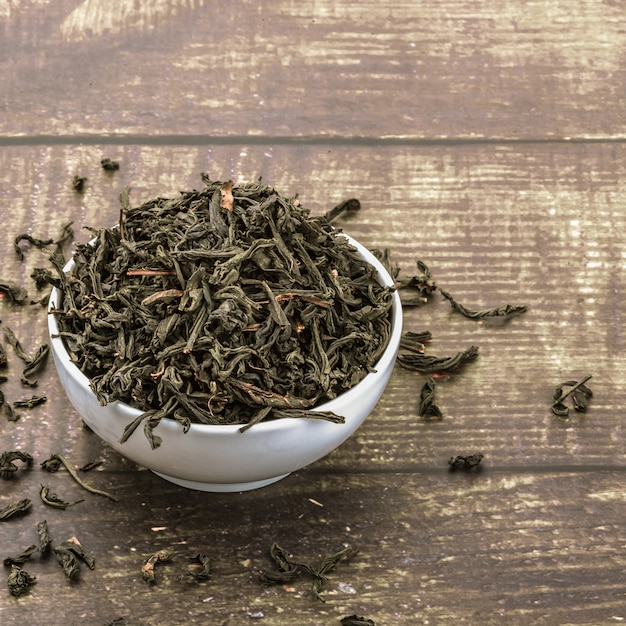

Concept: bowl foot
[[152, 471, 291, 492]]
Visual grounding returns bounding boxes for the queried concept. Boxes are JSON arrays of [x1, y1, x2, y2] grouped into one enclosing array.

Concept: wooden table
[[2, 2, 625, 624]]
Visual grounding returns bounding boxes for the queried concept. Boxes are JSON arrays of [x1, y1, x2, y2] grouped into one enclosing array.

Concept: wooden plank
[[1, 1, 625, 139], [4, 470, 626, 624]]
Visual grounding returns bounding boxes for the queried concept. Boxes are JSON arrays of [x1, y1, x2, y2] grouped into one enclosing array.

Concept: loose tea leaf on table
[[13, 395, 47, 409], [551, 375, 593, 417], [396, 259, 437, 306], [260, 542, 358, 602], [41, 453, 117, 501], [0, 498, 32, 521], [7, 564, 37, 596], [418, 376, 443, 419], [54, 536, 96, 579], [397, 345, 479, 374], [142, 549, 172, 584], [0, 281, 28, 304], [0, 450, 34, 479], [3, 326, 49, 387], [50, 177, 394, 445], [440, 288, 527, 320], [340, 616, 376, 626], [14, 233, 54, 262], [38, 519, 52, 555], [449, 454, 484, 469], [180, 552, 211, 583], [40, 484, 85, 509], [3, 544, 38, 566]]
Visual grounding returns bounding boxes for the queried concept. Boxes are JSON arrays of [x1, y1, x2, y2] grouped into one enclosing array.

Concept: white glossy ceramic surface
[[48, 235, 402, 492]]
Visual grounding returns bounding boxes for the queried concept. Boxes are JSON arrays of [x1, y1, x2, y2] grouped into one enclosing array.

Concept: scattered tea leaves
[[396, 259, 437, 305], [3, 326, 49, 387], [260, 543, 358, 602], [54, 536, 96, 579], [399, 330, 432, 354], [311, 545, 359, 602], [259, 543, 299, 585], [72, 175, 87, 192]]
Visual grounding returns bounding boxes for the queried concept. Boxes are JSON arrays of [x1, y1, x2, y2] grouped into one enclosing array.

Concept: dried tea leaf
[[449, 454, 484, 469], [0, 450, 34, 479], [0, 499, 32, 521], [141, 549, 172, 584], [340, 616, 376, 626], [418, 376, 443, 419], [40, 484, 85, 509], [440, 288, 527, 320], [3, 544, 38, 566], [0, 281, 28, 304], [37, 519, 52, 554], [41, 453, 117, 501], [13, 395, 47, 409], [7, 564, 37, 596], [397, 345, 479, 373], [180, 552, 211, 583]]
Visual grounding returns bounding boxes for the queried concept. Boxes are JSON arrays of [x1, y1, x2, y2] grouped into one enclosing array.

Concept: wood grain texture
[[1, 142, 625, 624], [1, 0, 625, 139], [1, 0, 625, 623]]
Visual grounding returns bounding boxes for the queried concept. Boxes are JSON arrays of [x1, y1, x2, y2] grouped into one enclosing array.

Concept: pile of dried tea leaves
[[49, 177, 394, 447]]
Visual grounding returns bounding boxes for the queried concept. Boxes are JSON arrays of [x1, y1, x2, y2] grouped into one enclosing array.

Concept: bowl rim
[[48, 233, 403, 435]]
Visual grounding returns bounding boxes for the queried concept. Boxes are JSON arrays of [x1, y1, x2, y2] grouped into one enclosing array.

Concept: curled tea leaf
[[551, 375, 593, 418], [0, 450, 33, 479], [0, 281, 28, 304], [448, 454, 484, 469], [440, 288, 527, 320], [0, 498, 32, 521], [3, 544, 38, 567], [37, 520, 52, 555], [180, 552, 211, 583], [141, 549, 172, 584], [7, 564, 37, 596], [397, 345, 479, 374], [418, 376, 443, 419], [41, 453, 117, 501], [341, 616, 376, 626], [40, 484, 84, 509]]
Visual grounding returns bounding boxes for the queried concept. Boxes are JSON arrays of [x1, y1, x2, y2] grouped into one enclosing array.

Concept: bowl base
[[152, 471, 290, 492]]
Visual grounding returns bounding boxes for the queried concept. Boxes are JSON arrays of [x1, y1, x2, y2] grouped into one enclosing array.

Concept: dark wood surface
[[2, 2, 626, 625]]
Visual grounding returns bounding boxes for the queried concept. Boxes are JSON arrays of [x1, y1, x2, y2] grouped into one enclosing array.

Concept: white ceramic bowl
[[48, 235, 402, 492]]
